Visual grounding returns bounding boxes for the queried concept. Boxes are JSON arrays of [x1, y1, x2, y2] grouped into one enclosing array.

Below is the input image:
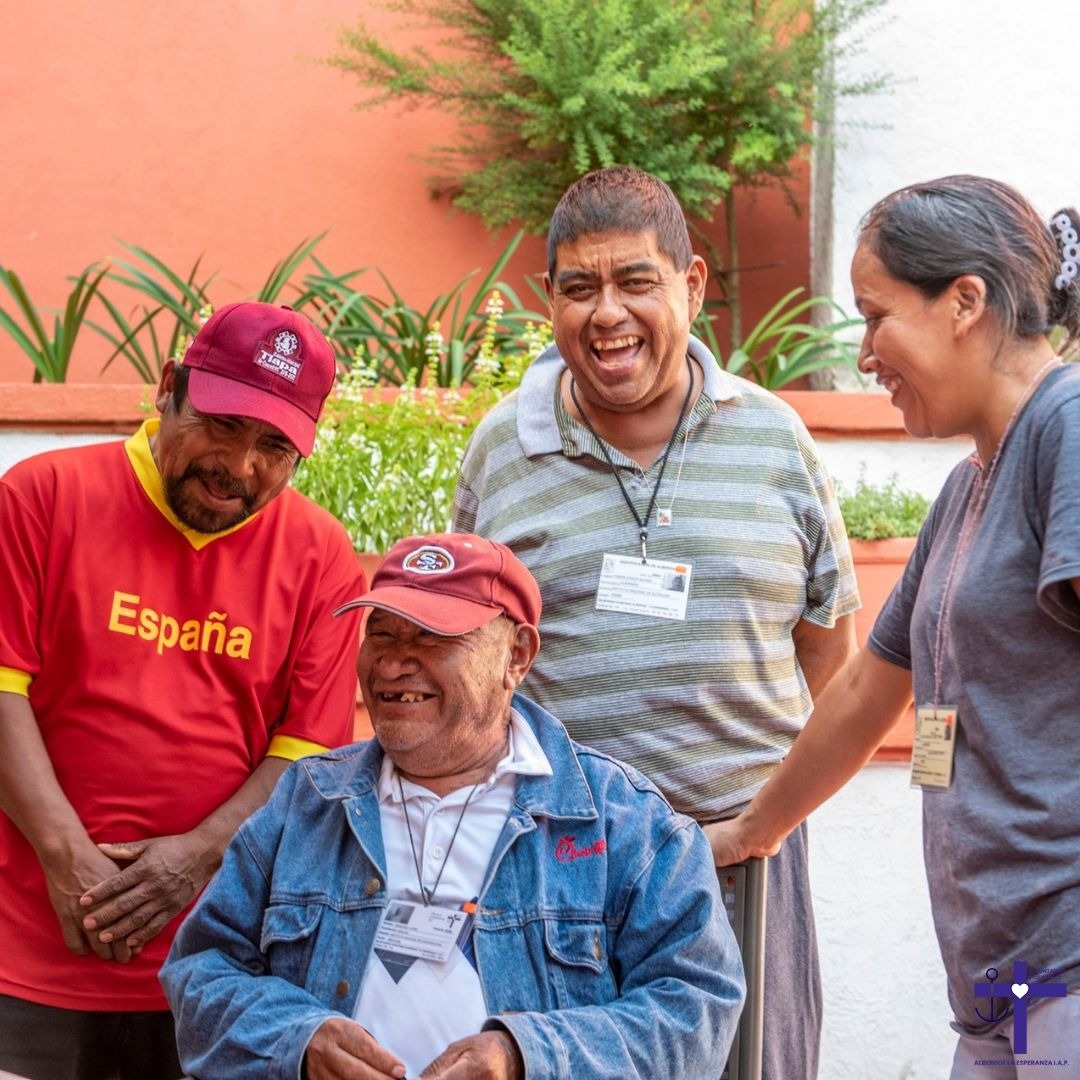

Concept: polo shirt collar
[[516, 335, 742, 457], [376, 707, 554, 806]]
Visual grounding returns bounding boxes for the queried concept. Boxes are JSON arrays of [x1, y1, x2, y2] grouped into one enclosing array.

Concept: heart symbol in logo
[[1011, 983, 1029, 999]]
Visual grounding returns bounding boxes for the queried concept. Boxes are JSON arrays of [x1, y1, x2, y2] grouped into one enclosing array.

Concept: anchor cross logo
[[973, 960, 1067, 1052]]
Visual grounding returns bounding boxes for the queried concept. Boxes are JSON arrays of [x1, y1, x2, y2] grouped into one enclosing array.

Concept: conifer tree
[[329, 0, 887, 350]]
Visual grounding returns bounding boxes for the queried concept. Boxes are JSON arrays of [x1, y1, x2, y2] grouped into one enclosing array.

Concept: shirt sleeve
[[452, 480, 479, 534], [452, 434, 481, 533], [0, 467, 50, 684], [1034, 393, 1080, 630], [801, 446, 861, 627], [266, 734, 332, 761], [268, 519, 365, 753]]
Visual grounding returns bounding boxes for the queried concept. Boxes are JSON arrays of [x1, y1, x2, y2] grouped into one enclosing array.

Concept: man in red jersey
[[0, 302, 365, 1079]]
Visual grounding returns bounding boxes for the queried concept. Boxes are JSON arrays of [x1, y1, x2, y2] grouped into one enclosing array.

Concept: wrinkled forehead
[[549, 228, 672, 277]]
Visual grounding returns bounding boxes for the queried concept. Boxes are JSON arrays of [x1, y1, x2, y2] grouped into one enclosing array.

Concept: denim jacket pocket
[[541, 919, 616, 1009], [260, 903, 323, 986]]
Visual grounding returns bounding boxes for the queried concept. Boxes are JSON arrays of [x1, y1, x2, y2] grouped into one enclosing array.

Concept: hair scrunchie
[[1051, 212, 1080, 290]]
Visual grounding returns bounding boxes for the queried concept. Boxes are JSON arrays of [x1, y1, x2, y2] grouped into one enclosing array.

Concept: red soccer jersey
[[0, 422, 364, 1010]]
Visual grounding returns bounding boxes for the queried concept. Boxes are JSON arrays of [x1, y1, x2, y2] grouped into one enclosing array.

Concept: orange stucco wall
[[0, 1, 809, 383]]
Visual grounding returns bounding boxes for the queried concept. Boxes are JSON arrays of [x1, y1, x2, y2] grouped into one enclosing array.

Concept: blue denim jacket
[[161, 694, 745, 1079]]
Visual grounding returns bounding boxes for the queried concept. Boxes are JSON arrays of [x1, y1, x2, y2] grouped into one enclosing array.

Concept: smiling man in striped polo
[[453, 165, 860, 1080]]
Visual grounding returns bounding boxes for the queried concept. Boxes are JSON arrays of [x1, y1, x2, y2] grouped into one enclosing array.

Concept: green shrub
[[293, 326, 550, 552], [328, 0, 889, 352], [838, 474, 930, 540]]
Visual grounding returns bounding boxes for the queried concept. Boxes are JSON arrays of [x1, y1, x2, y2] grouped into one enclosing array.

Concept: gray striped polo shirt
[[453, 338, 859, 819]]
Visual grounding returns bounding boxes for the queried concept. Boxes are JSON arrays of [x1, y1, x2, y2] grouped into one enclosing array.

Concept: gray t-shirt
[[870, 363, 1080, 1033]]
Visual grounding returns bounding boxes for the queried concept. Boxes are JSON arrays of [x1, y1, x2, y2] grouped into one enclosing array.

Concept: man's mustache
[[182, 465, 257, 509]]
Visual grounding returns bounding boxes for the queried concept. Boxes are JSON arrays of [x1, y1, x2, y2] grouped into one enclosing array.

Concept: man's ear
[[686, 255, 708, 322], [155, 359, 178, 415], [950, 274, 988, 339], [503, 623, 541, 691], [543, 271, 555, 313]]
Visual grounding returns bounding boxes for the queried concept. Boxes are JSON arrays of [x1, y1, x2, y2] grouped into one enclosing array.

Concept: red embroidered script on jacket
[[554, 835, 607, 863]]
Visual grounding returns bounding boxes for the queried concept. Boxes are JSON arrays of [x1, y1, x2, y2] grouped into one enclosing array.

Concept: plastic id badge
[[372, 900, 469, 963], [595, 554, 692, 621], [910, 706, 958, 790]]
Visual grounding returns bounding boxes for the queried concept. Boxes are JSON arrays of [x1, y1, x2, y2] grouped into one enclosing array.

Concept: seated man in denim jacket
[[161, 533, 745, 1080]]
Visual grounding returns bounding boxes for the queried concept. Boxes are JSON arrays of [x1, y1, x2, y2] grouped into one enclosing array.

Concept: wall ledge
[[0, 383, 153, 433], [776, 390, 908, 438], [0, 385, 908, 439]]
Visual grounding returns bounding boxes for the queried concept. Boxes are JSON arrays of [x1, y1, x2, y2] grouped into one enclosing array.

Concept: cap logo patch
[[253, 328, 304, 384], [402, 546, 455, 574]]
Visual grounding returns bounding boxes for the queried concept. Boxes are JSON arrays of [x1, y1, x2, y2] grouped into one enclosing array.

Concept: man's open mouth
[[591, 335, 642, 361]]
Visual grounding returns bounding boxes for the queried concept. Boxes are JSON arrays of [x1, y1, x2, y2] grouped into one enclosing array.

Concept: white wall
[[828, 0, 1080, 310], [810, 766, 953, 1079], [812, 4, 1080, 1075], [0, 431, 118, 478], [816, 436, 971, 501]]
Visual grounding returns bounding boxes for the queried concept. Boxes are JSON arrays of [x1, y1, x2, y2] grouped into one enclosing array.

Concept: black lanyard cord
[[398, 773, 478, 907], [569, 353, 695, 562]]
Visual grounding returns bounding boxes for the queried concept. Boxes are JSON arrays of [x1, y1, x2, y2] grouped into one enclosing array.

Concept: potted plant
[[837, 474, 930, 758], [839, 472, 929, 638]]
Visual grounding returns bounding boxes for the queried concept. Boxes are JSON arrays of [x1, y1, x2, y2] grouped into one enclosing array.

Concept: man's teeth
[[381, 691, 428, 702], [594, 336, 640, 351]]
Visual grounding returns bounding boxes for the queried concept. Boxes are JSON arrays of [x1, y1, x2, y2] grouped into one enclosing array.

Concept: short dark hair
[[547, 166, 694, 275], [171, 362, 191, 408], [859, 175, 1080, 351]]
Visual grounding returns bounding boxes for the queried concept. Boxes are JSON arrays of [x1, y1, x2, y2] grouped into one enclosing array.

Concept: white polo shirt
[[353, 709, 552, 1076]]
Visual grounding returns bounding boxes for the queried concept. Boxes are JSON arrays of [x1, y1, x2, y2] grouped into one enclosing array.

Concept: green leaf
[[296, 231, 548, 388], [0, 262, 108, 382], [719, 288, 865, 390], [256, 234, 327, 303]]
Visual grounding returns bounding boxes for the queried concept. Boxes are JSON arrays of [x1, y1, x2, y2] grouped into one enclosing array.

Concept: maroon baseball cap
[[334, 533, 542, 635], [182, 301, 337, 456]]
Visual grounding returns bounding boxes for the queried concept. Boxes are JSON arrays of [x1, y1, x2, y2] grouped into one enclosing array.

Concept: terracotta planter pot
[[849, 537, 916, 647], [777, 390, 908, 438], [850, 537, 917, 760]]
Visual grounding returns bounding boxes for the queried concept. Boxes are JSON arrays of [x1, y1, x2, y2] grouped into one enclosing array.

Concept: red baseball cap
[[334, 533, 542, 635], [182, 301, 337, 456]]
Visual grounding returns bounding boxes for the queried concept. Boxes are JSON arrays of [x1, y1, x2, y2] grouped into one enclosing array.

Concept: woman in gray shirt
[[713, 174, 1080, 1079]]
